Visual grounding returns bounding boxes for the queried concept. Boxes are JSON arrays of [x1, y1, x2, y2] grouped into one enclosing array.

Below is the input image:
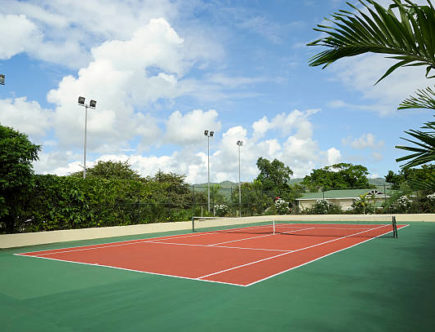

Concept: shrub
[[304, 200, 342, 215], [275, 198, 291, 215], [214, 204, 229, 217]]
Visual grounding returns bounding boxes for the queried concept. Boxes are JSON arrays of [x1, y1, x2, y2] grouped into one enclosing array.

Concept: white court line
[[207, 233, 275, 246], [143, 240, 289, 252], [197, 224, 390, 280], [16, 222, 277, 256], [14, 223, 407, 288], [208, 226, 316, 247], [16, 254, 247, 287], [246, 224, 410, 286]]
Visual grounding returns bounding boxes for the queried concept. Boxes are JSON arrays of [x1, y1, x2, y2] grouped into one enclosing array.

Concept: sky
[[0, 0, 432, 184]]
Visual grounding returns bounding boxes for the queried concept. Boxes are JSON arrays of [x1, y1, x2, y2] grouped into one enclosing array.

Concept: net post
[[192, 216, 195, 233], [392, 216, 398, 238], [273, 219, 276, 235]]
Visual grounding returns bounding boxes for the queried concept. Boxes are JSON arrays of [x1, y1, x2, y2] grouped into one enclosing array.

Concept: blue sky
[[0, 0, 431, 183]]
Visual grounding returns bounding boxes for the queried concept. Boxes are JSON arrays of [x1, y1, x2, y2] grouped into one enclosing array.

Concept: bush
[[10, 174, 197, 233], [214, 204, 229, 217], [304, 200, 342, 215], [275, 198, 291, 215]]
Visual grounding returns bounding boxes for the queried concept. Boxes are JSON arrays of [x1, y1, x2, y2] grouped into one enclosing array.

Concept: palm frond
[[308, 0, 435, 83], [406, 176, 435, 191], [399, 85, 435, 109], [395, 118, 435, 168]]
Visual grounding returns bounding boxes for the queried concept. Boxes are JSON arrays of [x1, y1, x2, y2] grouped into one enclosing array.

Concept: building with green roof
[[295, 188, 396, 211]]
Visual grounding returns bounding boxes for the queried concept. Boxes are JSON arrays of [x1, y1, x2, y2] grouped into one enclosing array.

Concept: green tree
[[71, 160, 140, 180], [0, 125, 40, 233], [150, 170, 195, 220], [231, 181, 273, 216], [255, 157, 294, 200], [308, 0, 435, 168], [385, 170, 403, 189], [302, 163, 372, 191], [385, 165, 435, 191]]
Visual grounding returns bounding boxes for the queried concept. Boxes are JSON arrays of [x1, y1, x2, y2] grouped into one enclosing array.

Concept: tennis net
[[191, 216, 400, 238]]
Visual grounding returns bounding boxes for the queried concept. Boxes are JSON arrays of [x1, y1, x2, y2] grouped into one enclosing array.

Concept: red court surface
[[17, 223, 407, 287]]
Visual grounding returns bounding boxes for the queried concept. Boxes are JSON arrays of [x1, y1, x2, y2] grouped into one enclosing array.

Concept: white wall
[[1, 214, 434, 249]]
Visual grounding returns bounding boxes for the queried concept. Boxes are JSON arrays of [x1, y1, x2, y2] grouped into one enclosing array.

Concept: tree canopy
[[71, 160, 141, 180], [255, 157, 295, 200], [302, 163, 372, 191], [385, 164, 435, 190], [0, 124, 40, 232]]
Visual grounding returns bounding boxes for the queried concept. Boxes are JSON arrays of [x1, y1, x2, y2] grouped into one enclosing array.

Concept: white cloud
[[165, 109, 221, 145], [372, 152, 383, 161], [252, 116, 270, 140], [45, 18, 203, 153], [33, 108, 344, 183], [342, 133, 384, 150], [328, 50, 430, 116], [0, 14, 41, 59], [252, 109, 320, 140], [34, 149, 83, 175], [0, 97, 52, 139], [0, 1, 179, 67], [327, 147, 341, 165]]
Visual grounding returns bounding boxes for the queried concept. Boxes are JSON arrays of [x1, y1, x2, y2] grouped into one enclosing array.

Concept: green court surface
[[1, 222, 434, 331]]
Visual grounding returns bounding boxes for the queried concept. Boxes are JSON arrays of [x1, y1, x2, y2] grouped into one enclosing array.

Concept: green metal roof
[[296, 188, 396, 200]]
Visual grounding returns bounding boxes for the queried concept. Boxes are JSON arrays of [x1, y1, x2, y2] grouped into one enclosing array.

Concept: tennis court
[[16, 220, 406, 286], [1, 218, 435, 331]]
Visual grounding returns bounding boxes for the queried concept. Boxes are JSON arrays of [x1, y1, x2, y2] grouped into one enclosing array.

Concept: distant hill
[[191, 178, 389, 192], [368, 178, 388, 186]]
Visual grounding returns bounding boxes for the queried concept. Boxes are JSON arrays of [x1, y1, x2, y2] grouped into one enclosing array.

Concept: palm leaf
[[307, 0, 435, 83], [395, 118, 435, 168], [399, 86, 435, 109]]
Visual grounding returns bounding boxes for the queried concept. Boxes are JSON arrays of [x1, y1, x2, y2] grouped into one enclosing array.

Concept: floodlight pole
[[204, 130, 214, 212], [78, 97, 97, 179], [237, 140, 243, 216], [84, 105, 89, 179]]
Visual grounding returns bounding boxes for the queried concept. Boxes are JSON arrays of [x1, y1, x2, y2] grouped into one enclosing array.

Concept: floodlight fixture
[[204, 129, 215, 211], [77, 96, 97, 179], [0, 74, 5, 85]]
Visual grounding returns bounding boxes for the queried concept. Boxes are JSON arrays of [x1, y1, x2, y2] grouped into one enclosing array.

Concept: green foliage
[[351, 193, 376, 214], [214, 204, 229, 217], [399, 87, 435, 110], [302, 163, 372, 191], [382, 174, 435, 213], [232, 181, 273, 216], [385, 165, 435, 191], [308, 0, 435, 170], [0, 125, 40, 232], [255, 157, 296, 201], [304, 200, 343, 215], [396, 117, 435, 168], [18, 172, 199, 233], [209, 184, 226, 206], [307, 0, 435, 82], [274, 198, 291, 215], [71, 160, 141, 180]]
